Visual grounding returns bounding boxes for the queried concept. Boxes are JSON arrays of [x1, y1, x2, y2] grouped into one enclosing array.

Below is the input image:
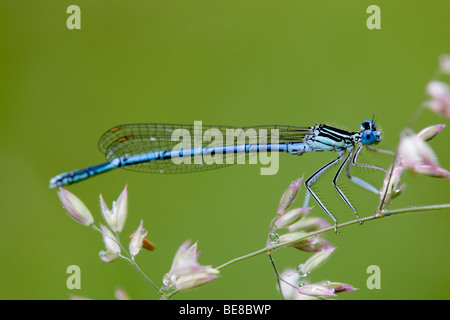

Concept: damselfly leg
[[305, 153, 344, 233], [305, 145, 389, 233], [346, 145, 387, 194], [332, 151, 362, 225]]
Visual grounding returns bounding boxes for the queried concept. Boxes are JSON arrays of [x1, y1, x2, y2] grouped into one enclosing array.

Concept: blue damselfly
[[49, 121, 386, 231]]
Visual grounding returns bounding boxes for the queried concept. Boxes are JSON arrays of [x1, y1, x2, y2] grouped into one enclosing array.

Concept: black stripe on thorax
[[319, 125, 353, 142]]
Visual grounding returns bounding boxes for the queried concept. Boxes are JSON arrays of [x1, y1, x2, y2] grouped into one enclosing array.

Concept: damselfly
[[49, 121, 386, 231]]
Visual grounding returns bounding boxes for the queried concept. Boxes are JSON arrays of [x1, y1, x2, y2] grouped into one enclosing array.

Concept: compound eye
[[361, 129, 379, 145]]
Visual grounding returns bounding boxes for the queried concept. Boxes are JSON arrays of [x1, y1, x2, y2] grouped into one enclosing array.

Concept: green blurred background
[[1, 1, 449, 300]]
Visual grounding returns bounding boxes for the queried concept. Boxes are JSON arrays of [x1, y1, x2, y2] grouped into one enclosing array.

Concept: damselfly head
[[360, 120, 381, 145]]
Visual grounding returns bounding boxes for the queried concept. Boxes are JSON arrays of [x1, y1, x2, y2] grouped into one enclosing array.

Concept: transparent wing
[[98, 123, 311, 174]]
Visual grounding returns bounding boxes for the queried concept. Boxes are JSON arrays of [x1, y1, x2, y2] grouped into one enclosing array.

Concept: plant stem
[[120, 254, 160, 292], [382, 203, 450, 216], [215, 203, 450, 271], [268, 254, 284, 299], [92, 225, 161, 293]]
